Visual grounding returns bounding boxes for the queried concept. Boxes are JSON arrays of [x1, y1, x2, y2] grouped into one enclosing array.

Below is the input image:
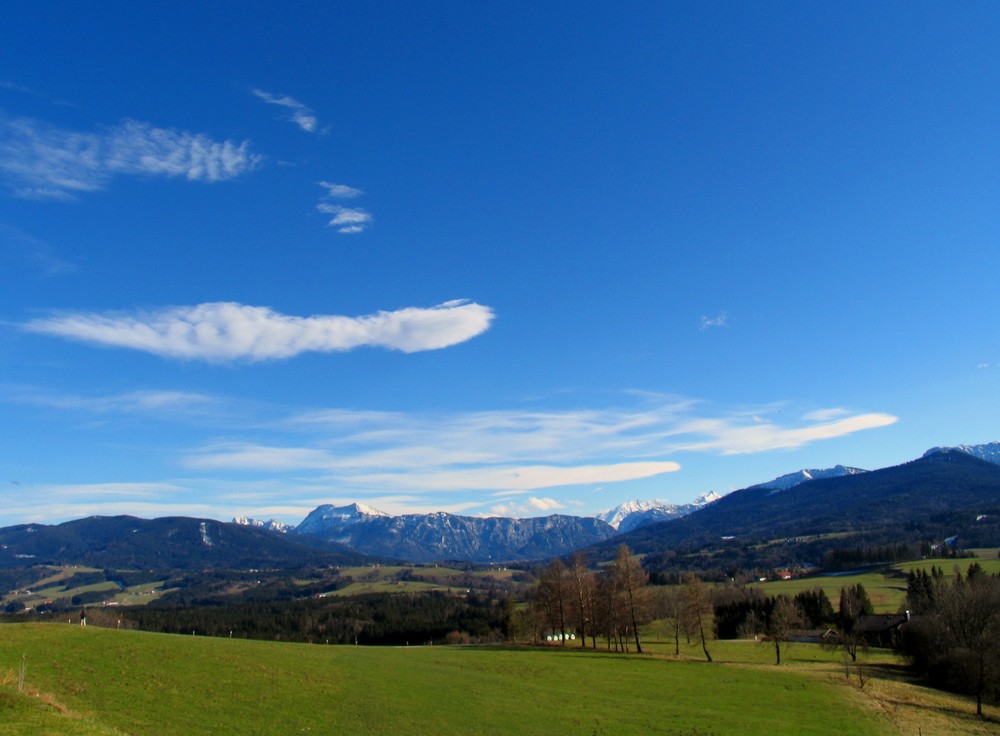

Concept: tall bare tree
[[612, 544, 649, 654], [652, 586, 684, 656], [680, 573, 713, 662], [534, 558, 570, 644], [568, 551, 595, 648]]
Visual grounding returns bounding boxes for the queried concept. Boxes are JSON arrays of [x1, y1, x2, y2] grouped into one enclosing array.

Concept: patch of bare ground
[[814, 662, 1000, 736], [2, 666, 82, 719], [854, 666, 999, 736], [696, 653, 1000, 736]]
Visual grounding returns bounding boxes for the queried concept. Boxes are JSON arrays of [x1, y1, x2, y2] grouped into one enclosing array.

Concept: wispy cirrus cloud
[[0, 490, 223, 526], [3, 386, 220, 416], [251, 88, 319, 133], [668, 412, 898, 455], [0, 224, 77, 274], [317, 204, 372, 233], [23, 299, 495, 362], [490, 496, 566, 517], [0, 114, 260, 199], [319, 181, 362, 198], [179, 399, 895, 505], [0, 392, 900, 525], [317, 181, 371, 233], [700, 311, 728, 330]]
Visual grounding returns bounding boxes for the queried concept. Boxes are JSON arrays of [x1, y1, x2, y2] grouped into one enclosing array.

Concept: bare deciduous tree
[[681, 573, 713, 662], [612, 544, 649, 654], [766, 595, 803, 665], [534, 559, 570, 644], [568, 551, 595, 648]]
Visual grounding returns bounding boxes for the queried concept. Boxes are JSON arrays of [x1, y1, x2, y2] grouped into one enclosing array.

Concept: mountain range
[[923, 440, 1000, 464], [292, 505, 617, 563], [594, 446, 1000, 578], [233, 491, 727, 563], [232, 463, 861, 562], [594, 492, 723, 533], [0, 515, 367, 571], [3, 442, 999, 570]]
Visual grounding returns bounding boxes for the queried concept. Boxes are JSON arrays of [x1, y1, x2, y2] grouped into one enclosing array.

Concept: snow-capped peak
[[232, 516, 293, 533], [295, 502, 389, 536], [596, 499, 669, 529], [750, 465, 867, 493], [596, 493, 721, 532], [923, 441, 1000, 465]]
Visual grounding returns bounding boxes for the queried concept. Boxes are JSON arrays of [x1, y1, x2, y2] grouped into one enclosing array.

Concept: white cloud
[[489, 496, 566, 517], [343, 462, 681, 492], [1, 393, 902, 525], [177, 399, 896, 506], [23, 299, 495, 361], [0, 115, 260, 198], [802, 407, 850, 422], [251, 88, 319, 133], [319, 181, 362, 198], [317, 182, 372, 233], [669, 412, 898, 455], [5, 386, 219, 416], [316, 202, 372, 233], [700, 311, 728, 330], [185, 444, 680, 492], [189, 443, 334, 470]]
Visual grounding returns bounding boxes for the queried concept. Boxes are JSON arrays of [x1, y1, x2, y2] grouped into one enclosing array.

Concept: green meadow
[[0, 623, 903, 736], [748, 553, 1000, 612], [1, 566, 175, 611], [324, 564, 524, 598]]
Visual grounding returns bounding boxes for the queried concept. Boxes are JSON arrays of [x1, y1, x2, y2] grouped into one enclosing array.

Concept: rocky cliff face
[[295, 504, 616, 562]]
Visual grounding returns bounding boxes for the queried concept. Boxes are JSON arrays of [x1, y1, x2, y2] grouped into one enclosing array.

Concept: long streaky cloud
[[24, 299, 495, 362], [0, 115, 260, 199], [251, 89, 319, 133], [672, 412, 898, 455], [347, 461, 682, 492]]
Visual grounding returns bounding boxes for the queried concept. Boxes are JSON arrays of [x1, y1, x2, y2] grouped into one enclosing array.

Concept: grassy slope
[[1, 566, 175, 610], [0, 623, 896, 736], [748, 555, 1000, 612]]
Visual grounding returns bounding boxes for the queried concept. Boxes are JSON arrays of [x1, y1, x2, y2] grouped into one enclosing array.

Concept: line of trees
[[112, 590, 514, 646], [530, 550, 724, 662], [713, 584, 874, 666], [531, 545, 652, 653]]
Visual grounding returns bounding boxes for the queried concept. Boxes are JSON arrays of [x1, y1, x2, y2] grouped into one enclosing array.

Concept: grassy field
[[0, 623, 924, 736], [748, 553, 1000, 612], [2, 566, 176, 611], [323, 564, 527, 598]]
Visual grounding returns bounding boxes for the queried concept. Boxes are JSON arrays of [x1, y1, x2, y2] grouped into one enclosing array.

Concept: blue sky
[[2, 3, 999, 527]]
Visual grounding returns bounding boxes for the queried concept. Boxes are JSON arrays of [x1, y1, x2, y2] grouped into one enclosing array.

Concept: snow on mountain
[[295, 506, 615, 562], [294, 503, 389, 537], [597, 492, 723, 532], [596, 499, 669, 529], [923, 441, 1000, 465], [749, 465, 867, 493], [231, 516, 293, 533]]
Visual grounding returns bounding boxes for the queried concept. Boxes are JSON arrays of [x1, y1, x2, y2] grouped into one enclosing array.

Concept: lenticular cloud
[[25, 300, 495, 362]]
